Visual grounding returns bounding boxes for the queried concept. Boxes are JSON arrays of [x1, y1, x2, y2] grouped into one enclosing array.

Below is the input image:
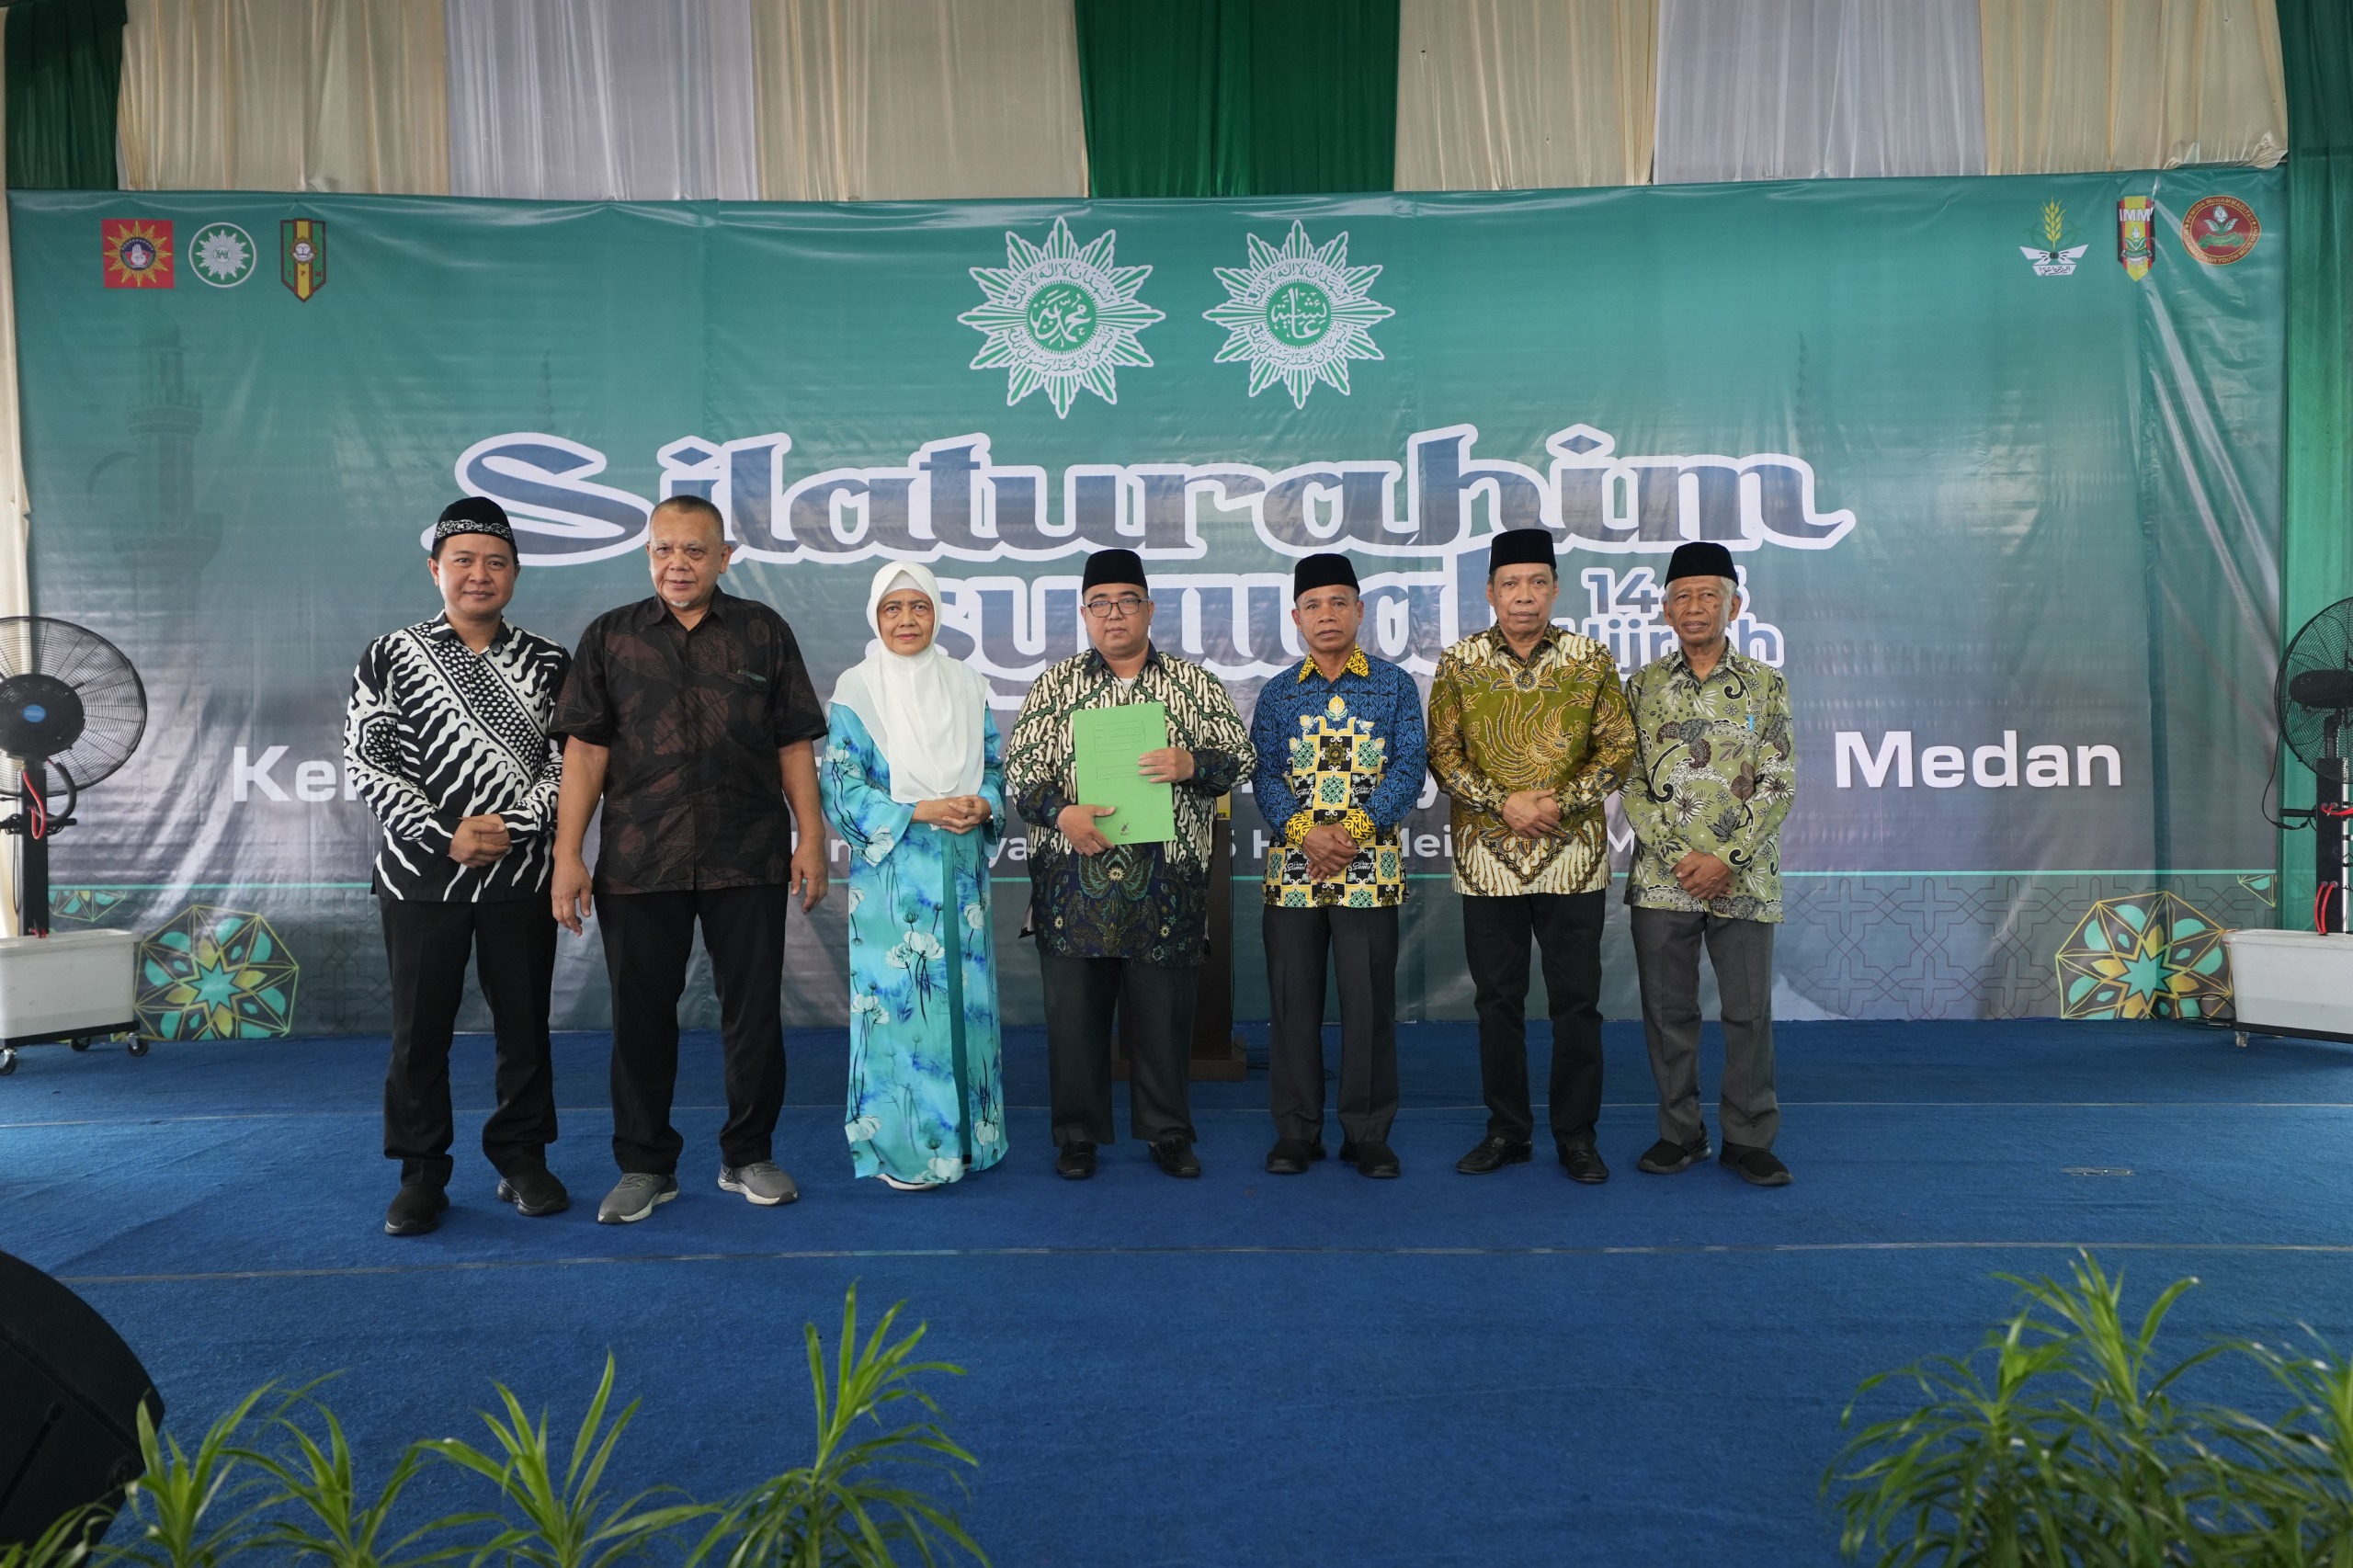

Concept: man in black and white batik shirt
[[344, 497, 569, 1237]]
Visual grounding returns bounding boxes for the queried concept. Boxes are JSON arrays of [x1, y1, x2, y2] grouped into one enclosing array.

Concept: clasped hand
[[1673, 850, 1734, 903], [448, 813, 510, 868], [1301, 823, 1358, 881], [1500, 789, 1561, 836], [913, 795, 993, 835]]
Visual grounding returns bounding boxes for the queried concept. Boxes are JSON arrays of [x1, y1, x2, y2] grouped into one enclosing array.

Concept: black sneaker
[[1265, 1138, 1324, 1175], [1344, 1140, 1401, 1178], [1722, 1142, 1792, 1187], [1455, 1133, 1532, 1175], [1056, 1142, 1097, 1180], [1558, 1143, 1610, 1184], [495, 1165, 571, 1217], [384, 1183, 448, 1236], [1637, 1136, 1711, 1176], [1150, 1133, 1201, 1178]]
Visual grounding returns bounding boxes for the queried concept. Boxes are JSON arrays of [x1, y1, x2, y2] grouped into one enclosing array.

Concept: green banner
[[8, 170, 2283, 1037]]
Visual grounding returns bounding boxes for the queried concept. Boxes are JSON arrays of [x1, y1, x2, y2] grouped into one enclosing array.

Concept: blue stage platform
[[6, 1018, 2351, 1565]]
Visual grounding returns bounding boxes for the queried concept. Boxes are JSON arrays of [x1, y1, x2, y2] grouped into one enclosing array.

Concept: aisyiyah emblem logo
[[281, 218, 326, 300], [2117, 197, 2154, 281], [2182, 196, 2258, 266], [2019, 200, 2089, 277], [1203, 221, 1393, 409], [101, 219, 173, 289], [189, 222, 256, 288], [961, 217, 1163, 419]]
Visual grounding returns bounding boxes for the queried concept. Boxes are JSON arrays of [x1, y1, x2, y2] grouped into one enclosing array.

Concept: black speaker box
[[0, 1249, 161, 1547]]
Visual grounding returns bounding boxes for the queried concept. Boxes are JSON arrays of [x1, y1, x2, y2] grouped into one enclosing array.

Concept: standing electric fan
[[2278, 597, 2353, 934], [0, 617, 147, 1074]]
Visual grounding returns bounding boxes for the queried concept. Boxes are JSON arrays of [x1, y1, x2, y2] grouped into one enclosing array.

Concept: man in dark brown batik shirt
[[551, 495, 829, 1225]]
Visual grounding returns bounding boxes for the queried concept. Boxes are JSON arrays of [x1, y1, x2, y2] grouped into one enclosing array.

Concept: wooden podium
[[1113, 800, 1247, 1082]]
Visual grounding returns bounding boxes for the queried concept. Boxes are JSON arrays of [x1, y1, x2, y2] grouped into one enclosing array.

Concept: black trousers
[[1461, 889, 1607, 1147], [1040, 951, 1197, 1145], [597, 885, 790, 1176], [380, 894, 559, 1187], [1263, 904, 1399, 1147]]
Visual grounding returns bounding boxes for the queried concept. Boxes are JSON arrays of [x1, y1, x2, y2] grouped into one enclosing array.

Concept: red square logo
[[102, 219, 174, 289]]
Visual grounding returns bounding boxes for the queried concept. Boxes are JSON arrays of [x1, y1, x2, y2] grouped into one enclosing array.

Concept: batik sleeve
[[1559, 657, 1634, 813], [1365, 674, 1427, 834], [342, 639, 457, 858], [1425, 651, 1503, 813]]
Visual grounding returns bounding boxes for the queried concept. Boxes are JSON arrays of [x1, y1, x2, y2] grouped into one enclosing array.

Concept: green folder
[[1071, 701, 1176, 846]]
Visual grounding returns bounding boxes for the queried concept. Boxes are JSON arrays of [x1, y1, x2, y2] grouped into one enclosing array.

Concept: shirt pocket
[[720, 666, 778, 749]]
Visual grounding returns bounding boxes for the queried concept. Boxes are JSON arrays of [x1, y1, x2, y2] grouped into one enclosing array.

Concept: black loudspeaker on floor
[[0, 1250, 161, 1547]]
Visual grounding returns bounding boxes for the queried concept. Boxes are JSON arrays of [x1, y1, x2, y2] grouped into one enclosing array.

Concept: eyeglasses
[[1083, 595, 1149, 619]]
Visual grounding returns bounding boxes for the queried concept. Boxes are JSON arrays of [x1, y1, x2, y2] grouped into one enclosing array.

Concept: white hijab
[[830, 562, 989, 804]]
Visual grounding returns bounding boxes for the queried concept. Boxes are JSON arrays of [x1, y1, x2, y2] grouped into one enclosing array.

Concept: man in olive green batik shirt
[[1427, 527, 1633, 1184], [1622, 541, 1796, 1189]]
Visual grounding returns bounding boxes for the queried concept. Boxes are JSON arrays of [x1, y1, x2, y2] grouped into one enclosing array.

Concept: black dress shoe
[[1346, 1140, 1401, 1178], [1455, 1133, 1532, 1175], [495, 1164, 571, 1217], [1722, 1142, 1792, 1187], [384, 1183, 448, 1236], [1559, 1143, 1610, 1184], [1265, 1138, 1325, 1175], [1151, 1133, 1202, 1178], [1636, 1136, 1711, 1175], [1056, 1142, 1097, 1180]]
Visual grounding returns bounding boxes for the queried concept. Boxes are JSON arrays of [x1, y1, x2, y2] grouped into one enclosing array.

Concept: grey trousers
[[1629, 905, 1779, 1151]]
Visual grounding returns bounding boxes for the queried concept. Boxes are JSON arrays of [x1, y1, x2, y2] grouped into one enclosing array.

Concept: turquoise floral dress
[[820, 704, 1008, 1184]]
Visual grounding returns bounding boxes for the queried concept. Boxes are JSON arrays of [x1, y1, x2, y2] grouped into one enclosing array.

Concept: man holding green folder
[[1004, 549, 1255, 1180]]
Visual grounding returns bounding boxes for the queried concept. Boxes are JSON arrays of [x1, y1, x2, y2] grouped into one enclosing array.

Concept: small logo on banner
[[2118, 197, 2154, 280], [2020, 201, 2089, 277], [2181, 196, 2258, 266], [189, 222, 256, 288], [101, 219, 174, 289], [961, 217, 1162, 419], [281, 218, 326, 300], [1203, 221, 1393, 409]]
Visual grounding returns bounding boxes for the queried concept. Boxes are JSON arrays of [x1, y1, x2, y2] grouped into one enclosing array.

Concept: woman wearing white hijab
[[821, 563, 1007, 1187]]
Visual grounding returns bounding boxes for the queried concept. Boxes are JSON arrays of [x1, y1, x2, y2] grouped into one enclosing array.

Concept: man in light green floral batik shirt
[[1623, 541, 1797, 1188]]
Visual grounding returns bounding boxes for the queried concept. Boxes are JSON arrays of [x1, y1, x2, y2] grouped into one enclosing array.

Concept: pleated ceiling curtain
[[446, 0, 757, 201], [1394, 0, 1655, 191], [1074, 0, 1399, 198], [1654, 0, 1987, 183], [753, 0, 1086, 201], [1981, 0, 2287, 174], [2276, 0, 2353, 927], [6, 0, 125, 189], [118, 0, 447, 194]]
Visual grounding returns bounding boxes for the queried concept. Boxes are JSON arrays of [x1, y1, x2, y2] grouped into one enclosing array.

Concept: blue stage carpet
[[6, 1018, 2352, 1565]]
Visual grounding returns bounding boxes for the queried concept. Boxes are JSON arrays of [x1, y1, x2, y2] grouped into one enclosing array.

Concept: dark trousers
[[1462, 890, 1607, 1147], [597, 885, 790, 1176], [1630, 905, 1779, 1150], [1040, 951, 1197, 1145], [1263, 904, 1399, 1147], [380, 895, 559, 1187]]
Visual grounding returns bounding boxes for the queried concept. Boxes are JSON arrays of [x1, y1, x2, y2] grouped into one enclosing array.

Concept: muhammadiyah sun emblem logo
[[961, 218, 1163, 419], [1204, 222, 1392, 407], [189, 222, 256, 287]]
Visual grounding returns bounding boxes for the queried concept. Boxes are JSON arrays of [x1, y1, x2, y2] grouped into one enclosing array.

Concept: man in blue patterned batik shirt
[[1251, 552, 1427, 1179]]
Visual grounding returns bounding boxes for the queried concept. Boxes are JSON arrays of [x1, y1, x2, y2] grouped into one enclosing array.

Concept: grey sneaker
[[718, 1161, 799, 1207], [597, 1173, 678, 1225]]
